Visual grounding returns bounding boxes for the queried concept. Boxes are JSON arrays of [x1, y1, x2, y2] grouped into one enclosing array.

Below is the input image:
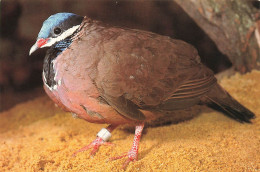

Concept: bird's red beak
[[29, 38, 49, 55], [37, 38, 49, 47]]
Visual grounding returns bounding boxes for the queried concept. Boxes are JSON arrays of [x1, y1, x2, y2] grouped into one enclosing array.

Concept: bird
[[29, 12, 255, 169]]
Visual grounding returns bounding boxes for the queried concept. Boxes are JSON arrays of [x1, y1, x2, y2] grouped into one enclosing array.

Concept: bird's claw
[[109, 152, 128, 161], [110, 149, 138, 170], [72, 136, 114, 157]]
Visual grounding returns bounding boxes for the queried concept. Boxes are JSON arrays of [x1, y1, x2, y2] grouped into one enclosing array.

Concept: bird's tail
[[202, 84, 255, 123]]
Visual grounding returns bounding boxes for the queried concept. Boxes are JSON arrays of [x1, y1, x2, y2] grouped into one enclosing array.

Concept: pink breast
[[43, 73, 134, 125]]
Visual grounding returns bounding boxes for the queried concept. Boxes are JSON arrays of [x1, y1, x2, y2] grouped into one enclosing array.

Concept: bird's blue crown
[[38, 13, 77, 39]]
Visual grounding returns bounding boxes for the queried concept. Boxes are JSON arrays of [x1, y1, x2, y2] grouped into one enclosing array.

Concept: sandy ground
[[0, 70, 259, 172]]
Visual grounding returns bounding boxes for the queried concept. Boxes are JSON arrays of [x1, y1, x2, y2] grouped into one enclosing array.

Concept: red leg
[[72, 124, 117, 157], [110, 123, 145, 169]]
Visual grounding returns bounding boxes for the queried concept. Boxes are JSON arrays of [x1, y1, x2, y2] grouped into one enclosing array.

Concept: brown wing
[[102, 95, 146, 121], [94, 26, 216, 120], [158, 68, 217, 111], [172, 74, 216, 99]]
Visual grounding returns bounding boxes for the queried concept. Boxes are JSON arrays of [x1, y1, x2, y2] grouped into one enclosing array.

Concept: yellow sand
[[0, 70, 260, 172]]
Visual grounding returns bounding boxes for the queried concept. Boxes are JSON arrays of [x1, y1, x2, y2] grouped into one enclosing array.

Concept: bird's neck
[[53, 27, 80, 56], [43, 26, 81, 88], [53, 38, 72, 55]]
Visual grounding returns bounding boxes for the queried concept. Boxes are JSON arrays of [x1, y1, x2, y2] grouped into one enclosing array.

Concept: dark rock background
[[0, 0, 232, 111]]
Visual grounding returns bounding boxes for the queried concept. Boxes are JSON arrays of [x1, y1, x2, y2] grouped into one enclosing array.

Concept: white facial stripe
[[42, 25, 80, 48]]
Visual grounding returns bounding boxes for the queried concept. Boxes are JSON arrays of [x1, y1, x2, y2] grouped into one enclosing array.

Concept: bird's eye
[[54, 27, 62, 35]]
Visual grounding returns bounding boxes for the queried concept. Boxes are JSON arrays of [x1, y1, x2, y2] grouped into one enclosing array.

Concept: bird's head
[[29, 12, 83, 55]]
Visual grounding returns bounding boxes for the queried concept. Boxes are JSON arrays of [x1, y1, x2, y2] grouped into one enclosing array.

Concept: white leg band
[[97, 128, 112, 142]]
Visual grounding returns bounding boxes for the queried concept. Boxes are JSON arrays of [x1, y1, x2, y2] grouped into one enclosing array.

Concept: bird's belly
[[43, 75, 133, 125], [43, 80, 157, 125]]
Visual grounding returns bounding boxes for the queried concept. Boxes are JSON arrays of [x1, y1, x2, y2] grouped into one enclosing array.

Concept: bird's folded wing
[[158, 74, 217, 110], [103, 95, 146, 121], [172, 74, 217, 99]]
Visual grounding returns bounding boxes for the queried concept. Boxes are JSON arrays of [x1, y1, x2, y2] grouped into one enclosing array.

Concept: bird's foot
[[72, 125, 117, 157], [72, 136, 114, 157], [110, 123, 144, 170], [110, 148, 138, 170]]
